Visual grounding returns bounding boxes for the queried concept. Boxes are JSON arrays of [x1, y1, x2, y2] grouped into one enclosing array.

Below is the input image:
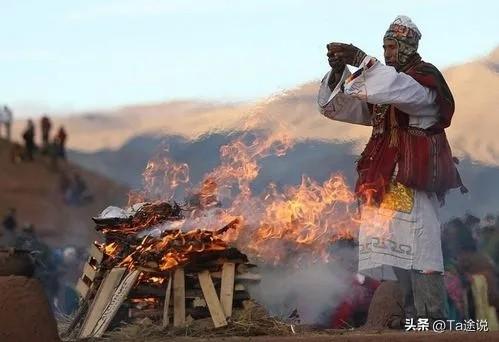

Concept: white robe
[[318, 56, 444, 280]]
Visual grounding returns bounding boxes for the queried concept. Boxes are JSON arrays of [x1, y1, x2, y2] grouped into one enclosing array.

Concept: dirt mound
[[0, 276, 60, 342], [364, 280, 403, 329]]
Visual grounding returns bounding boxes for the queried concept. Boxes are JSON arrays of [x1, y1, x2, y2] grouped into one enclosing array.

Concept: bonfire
[[64, 113, 364, 339], [64, 201, 266, 339]]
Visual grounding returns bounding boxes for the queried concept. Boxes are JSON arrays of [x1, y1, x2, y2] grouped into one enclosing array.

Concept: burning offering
[[64, 113, 364, 339], [64, 201, 263, 338]]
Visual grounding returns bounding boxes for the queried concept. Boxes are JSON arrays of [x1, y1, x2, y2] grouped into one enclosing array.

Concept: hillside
[[6, 47, 499, 228], [0, 139, 128, 248], [11, 46, 499, 167]]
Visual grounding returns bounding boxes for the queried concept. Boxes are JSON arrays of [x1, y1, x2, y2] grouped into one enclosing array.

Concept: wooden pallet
[[71, 249, 260, 337], [75, 244, 104, 298]]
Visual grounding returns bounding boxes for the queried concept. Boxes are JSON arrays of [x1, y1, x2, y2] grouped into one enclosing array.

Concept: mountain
[[0, 139, 128, 248], [7, 47, 499, 222], [69, 132, 499, 220], [11, 47, 499, 167]]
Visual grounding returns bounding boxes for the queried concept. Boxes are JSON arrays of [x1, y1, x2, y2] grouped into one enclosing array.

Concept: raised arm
[[343, 56, 439, 118], [318, 67, 372, 126]]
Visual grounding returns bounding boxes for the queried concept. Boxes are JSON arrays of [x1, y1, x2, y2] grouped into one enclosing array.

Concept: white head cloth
[[389, 15, 422, 39]]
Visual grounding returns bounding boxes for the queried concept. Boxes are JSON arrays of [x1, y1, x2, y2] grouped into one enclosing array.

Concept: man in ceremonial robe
[[318, 15, 466, 324]]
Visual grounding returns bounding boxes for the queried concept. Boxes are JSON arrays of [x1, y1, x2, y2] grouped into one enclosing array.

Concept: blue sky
[[1, 0, 498, 117]]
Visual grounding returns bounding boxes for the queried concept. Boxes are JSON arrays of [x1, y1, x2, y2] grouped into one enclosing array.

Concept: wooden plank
[[219, 262, 235, 317], [83, 262, 98, 281], [88, 243, 104, 264], [92, 269, 140, 337], [79, 268, 126, 338], [198, 270, 227, 328], [162, 275, 173, 328], [75, 278, 90, 298], [211, 271, 261, 281], [173, 268, 186, 327]]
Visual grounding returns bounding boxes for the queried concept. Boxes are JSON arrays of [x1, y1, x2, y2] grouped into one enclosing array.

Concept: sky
[[1, 0, 498, 117]]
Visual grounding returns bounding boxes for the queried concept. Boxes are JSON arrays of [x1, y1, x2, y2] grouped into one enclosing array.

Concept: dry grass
[[93, 301, 306, 341]]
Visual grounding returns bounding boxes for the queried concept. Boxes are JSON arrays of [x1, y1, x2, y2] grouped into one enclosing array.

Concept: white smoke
[[247, 245, 356, 325]]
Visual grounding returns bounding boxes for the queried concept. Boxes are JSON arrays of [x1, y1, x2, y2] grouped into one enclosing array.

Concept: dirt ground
[[95, 330, 499, 342], [0, 276, 60, 342]]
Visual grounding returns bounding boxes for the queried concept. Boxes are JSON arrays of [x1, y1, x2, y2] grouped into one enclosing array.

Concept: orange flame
[[119, 104, 393, 268], [129, 146, 190, 205]]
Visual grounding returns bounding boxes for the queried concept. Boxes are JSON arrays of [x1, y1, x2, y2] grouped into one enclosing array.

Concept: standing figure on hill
[[1, 208, 17, 246], [22, 119, 36, 161], [55, 125, 67, 160], [0, 105, 13, 141], [40, 115, 52, 152], [318, 15, 466, 325]]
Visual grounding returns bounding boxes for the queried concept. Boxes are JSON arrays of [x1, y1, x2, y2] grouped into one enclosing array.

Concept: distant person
[[0, 105, 13, 141], [68, 173, 92, 205], [40, 115, 52, 151], [0, 107, 4, 138], [1, 208, 17, 246], [16, 224, 60, 305], [56, 126, 67, 159], [22, 119, 36, 161], [479, 220, 499, 267], [15, 223, 37, 251]]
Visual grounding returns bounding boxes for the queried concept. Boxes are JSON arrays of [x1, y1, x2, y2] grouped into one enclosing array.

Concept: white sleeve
[[317, 68, 372, 126], [343, 56, 440, 119]]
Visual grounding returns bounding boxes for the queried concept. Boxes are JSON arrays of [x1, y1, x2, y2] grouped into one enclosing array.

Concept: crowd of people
[[1, 108, 94, 314], [1, 208, 83, 314], [325, 213, 499, 329], [0, 106, 68, 165], [442, 214, 499, 322], [1, 105, 93, 205], [20, 115, 67, 164]]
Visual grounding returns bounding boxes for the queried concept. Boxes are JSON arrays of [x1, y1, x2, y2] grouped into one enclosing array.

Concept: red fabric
[[395, 129, 462, 195], [355, 60, 464, 204], [330, 276, 380, 328], [406, 61, 455, 130], [57, 128, 67, 144]]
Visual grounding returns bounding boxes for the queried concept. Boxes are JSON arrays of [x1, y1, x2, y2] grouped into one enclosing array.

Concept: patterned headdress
[[384, 15, 422, 65]]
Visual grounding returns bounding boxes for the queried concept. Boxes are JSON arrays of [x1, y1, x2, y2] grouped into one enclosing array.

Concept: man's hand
[[327, 42, 367, 67]]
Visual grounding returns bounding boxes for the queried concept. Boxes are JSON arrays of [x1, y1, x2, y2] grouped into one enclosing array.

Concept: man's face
[[383, 38, 398, 68]]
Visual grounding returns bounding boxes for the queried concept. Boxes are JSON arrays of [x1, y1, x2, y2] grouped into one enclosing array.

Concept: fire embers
[[93, 201, 184, 235], [94, 201, 242, 273], [120, 113, 363, 267], [116, 229, 231, 271]]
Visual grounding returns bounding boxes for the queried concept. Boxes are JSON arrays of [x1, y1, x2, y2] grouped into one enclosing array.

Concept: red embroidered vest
[[355, 60, 466, 204]]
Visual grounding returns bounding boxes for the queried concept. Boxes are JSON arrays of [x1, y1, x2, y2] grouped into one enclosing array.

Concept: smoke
[[129, 105, 362, 324], [248, 246, 355, 325]]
